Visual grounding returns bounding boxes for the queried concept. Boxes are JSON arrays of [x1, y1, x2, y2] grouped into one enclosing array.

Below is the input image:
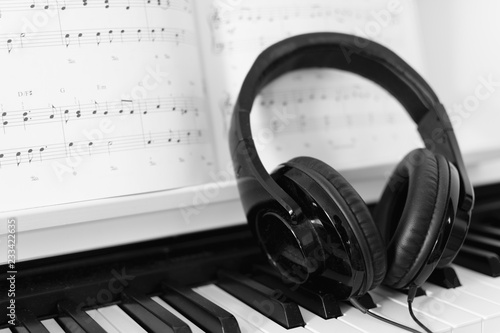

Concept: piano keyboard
[[4, 264, 500, 333]]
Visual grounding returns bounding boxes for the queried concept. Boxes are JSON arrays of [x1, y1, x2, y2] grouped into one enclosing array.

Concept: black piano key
[[393, 286, 426, 298], [454, 243, 500, 277], [122, 288, 191, 333], [161, 283, 240, 333], [252, 271, 342, 319], [469, 223, 500, 238], [56, 316, 86, 333], [57, 300, 106, 333], [465, 233, 500, 255], [216, 270, 305, 329], [428, 266, 461, 288], [13, 308, 49, 333], [11, 327, 30, 333], [121, 290, 191, 333], [349, 292, 377, 310]]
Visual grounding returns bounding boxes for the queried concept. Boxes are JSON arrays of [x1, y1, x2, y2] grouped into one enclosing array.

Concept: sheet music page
[[195, 0, 425, 177], [0, 0, 216, 213]]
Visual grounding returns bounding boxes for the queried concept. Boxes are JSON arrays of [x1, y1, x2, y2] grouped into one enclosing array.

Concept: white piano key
[[97, 305, 147, 333], [40, 319, 65, 333], [298, 306, 363, 333], [0, 328, 11, 333], [370, 290, 451, 333], [86, 309, 120, 333], [377, 286, 482, 333], [424, 282, 500, 333], [454, 264, 500, 290], [452, 265, 500, 304], [337, 302, 421, 333], [151, 296, 205, 333], [195, 284, 311, 333]]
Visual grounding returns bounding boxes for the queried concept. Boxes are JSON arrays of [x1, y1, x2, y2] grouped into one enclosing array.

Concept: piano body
[[2, 174, 500, 333]]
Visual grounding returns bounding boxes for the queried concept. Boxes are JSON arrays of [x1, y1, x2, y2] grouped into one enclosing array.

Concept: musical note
[[63, 109, 70, 123], [88, 142, 93, 155], [39, 147, 45, 162], [96, 32, 101, 46], [28, 149, 34, 163], [107, 141, 113, 155], [1, 111, 8, 132]]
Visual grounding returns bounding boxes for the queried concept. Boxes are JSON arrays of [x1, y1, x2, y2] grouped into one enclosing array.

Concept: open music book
[[1, 0, 499, 263]]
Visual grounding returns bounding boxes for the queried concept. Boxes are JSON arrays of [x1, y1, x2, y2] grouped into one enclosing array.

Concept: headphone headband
[[229, 33, 473, 225]]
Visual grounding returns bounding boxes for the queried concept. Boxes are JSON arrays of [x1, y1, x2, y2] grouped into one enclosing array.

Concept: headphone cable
[[408, 285, 433, 333], [349, 297, 422, 333]]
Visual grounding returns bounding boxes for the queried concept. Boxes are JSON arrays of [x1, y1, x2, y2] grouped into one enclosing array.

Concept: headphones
[[229, 33, 474, 300]]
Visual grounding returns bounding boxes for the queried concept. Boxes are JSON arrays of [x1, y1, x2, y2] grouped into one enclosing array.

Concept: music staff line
[[1, 96, 202, 130], [2, 27, 193, 52], [0, 129, 204, 167], [1, 0, 190, 12], [210, 4, 400, 29]]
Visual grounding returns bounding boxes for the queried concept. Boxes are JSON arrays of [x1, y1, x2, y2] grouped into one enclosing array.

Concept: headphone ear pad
[[373, 148, 452, 289], [287, 156, 387, 291]]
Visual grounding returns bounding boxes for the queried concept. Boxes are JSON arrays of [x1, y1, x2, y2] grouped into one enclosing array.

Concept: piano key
[[453, 264, 500, 290], [56, 316, 85, 333], [97, 305, 147, 333], [10, 328, 29, 333], [195, 285, 311, 333], [121, 293, 182, 333], [427, 266, 461, 288], [424, 282, 500, 333], [450, 265, 500, 305], [252, 271, 342, 319], [161, 284, 240, 333], [454, 244, 500, 277], [369, 291, 451, 333], [0, 329, 12, 333], [152, 296, 204, 333], [40, 319, 65, 333], [337, 302, 424, 333], [86, 310, 120, 333], [376, 286, 482, 332], [297, 306, 363, 333], [121, 288, 190, 332], [464, 233, 500, 255], [352, 293, 377, 310], [469, 222, 500, 238], [216, 270, 304, 328], [13, 308, 49, 333], [156, 294, 264, 333], [57, 300, 106, 333]]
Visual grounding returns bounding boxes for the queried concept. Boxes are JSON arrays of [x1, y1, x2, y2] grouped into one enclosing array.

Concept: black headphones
[[229, 33, 474, 300]]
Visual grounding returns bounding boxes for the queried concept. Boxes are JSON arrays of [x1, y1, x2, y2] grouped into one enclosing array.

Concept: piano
[[2, 179, 500, 333]]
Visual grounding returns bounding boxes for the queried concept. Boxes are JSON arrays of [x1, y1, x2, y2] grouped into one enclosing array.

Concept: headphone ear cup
[[284, 156, 387, 293], [373, 148, 453, 290]]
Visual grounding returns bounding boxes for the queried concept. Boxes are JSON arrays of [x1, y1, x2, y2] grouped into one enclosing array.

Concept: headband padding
[[288, 156, 387, 291], [373, 149, 450, 289]]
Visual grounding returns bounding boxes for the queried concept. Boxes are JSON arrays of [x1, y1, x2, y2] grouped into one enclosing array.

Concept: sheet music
[[196, 0, 425, 175], [0, 0, 216, 212]]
